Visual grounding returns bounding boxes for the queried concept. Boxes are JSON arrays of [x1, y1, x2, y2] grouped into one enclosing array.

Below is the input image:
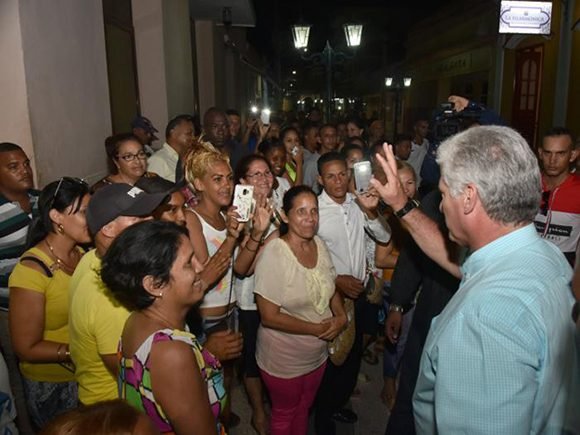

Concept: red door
[[512, 46, 543, 148]]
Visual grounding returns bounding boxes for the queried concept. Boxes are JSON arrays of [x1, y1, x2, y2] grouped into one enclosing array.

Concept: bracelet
[[57, 344, 70, 362], [250, 233, 263, 244], [245, 244, 258, 253], [389, 304, 404, 313]]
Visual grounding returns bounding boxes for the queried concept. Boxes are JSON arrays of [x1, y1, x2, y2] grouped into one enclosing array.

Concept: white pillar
[[0, 0, 112, 186], [0, 0, 36, 175]]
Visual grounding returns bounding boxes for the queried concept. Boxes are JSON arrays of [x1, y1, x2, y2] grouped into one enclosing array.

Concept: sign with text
[[499, 1, 552, 35]]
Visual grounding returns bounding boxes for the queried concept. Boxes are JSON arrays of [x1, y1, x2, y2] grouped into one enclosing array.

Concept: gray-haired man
[[372, 126, 579, 434]]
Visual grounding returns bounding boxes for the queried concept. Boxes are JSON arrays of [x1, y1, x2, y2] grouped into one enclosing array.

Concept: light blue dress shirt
[[413, 224, 579, 435]]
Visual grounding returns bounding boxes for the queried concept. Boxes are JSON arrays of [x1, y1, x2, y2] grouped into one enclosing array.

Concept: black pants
[[385, 281, 456, 435], [313, 298, 365, 435]]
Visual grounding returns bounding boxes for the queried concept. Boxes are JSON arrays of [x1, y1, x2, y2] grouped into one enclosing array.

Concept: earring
[[57, 224, 64, 234], [158, 291, 163, 298]]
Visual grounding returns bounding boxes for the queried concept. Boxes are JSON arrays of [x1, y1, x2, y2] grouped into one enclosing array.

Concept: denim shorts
[[22, 377, 78, 429]]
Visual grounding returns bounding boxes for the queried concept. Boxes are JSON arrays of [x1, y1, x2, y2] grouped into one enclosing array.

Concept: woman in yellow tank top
[[9, 177, 91, 429]]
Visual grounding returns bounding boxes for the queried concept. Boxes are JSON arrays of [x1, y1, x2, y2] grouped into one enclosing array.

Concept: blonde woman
[[184, 149, 272, 428]]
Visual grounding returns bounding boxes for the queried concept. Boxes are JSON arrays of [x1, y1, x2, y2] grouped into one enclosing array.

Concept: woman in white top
[[184, 149, 271, 428], [254, 185, 347, 435], [233, 154, 280, 434]]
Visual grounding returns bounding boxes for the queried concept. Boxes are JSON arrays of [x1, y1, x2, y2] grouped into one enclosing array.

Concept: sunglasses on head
[[49, 177, 88, 209]]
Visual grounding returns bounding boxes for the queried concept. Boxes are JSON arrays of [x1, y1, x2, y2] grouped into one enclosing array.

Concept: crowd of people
[[0, 94, 578, 435]]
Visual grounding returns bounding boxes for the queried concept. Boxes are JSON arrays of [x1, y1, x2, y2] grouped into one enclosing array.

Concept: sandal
[[363, 349, 379, 365], [251, 414, 269, 435]]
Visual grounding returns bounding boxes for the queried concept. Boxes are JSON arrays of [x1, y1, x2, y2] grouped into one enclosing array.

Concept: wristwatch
[[394, 199, 419, 219]]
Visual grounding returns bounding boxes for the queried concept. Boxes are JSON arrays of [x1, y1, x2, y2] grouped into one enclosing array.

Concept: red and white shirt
[[534, 174, 580, 266]]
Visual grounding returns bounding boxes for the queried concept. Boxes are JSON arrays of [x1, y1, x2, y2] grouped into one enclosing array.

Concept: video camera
[[432, 102, 482, 142]]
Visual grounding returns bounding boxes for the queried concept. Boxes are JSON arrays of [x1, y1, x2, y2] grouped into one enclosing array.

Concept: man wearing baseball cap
[[131, 115, 159, 156], [68, 184, 167, 405]]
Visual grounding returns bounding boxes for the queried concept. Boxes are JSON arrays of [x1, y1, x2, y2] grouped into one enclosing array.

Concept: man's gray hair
[[437, 125, 541, 225]]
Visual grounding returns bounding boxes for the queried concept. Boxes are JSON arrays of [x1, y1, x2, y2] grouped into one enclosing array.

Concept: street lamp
[[292, 24, 311, 50], [292, 23, 363, 120], [384, 77, 412, 135], [343, 24, 363, 48]]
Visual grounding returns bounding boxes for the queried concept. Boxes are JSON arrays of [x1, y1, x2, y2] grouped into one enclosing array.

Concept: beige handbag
[[327, 298, 356, 366]]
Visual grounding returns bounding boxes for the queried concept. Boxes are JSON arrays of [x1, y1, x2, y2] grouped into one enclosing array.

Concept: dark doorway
[[103, 0, 140, 134], [512, 45, 543, 148]]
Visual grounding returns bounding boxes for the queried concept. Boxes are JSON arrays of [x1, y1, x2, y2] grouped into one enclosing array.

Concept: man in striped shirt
[[0, 143, 38, 309], [534, 127, 580, 267]]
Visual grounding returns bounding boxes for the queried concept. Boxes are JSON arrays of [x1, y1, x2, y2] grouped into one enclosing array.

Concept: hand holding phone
[[233, 185, 254, 222], [353, 161, 373, 194], [261, 108, 271, 126]]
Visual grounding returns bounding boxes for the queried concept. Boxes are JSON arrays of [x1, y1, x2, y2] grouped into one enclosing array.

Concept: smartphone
[[353, 161, 373, 194], [233, 185, 254, 222], [261, 108, 271, 126]]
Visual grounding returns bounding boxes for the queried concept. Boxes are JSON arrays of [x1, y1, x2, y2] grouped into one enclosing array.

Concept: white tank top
[[234, 222, 278, 311], [192, 210, 235, 308]]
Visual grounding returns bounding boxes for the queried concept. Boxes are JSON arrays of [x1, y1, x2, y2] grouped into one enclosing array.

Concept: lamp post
[[385, 76, 412, 136], [292, 23, 363, 120]]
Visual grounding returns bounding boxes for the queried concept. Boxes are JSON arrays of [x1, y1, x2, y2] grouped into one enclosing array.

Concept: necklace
[[45, 239, 80, 273], [141, 310, 182, 331]]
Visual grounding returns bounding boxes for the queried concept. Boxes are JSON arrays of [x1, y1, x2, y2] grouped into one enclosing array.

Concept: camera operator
[[419, 95, 504, 197]]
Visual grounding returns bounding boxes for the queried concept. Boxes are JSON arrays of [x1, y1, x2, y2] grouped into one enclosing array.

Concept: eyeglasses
[[117, 151, 148, 162], [49, 177, 88, 210], [540, 190, 551, 216], [246, 171, 274, 180]]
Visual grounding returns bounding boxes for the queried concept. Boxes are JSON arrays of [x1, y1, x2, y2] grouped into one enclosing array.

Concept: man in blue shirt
[[371, 126, 579, 434]]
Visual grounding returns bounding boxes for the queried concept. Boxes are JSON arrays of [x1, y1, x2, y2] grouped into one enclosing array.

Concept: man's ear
[[317, 175, 323, 188], [463, 183, 478, 214], [100, 220, 117, 239], [569, 148, 579, 163]]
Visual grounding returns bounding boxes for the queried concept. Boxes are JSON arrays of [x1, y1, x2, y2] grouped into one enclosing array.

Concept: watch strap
[[394, 199, 419, 219]]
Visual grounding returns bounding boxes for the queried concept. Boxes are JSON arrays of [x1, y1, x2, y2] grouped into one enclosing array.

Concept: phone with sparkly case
[[233, 185, 254, 222]]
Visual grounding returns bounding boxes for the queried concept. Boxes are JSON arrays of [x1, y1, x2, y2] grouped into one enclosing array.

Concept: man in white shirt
[[313, 152, 391, 434], [408, 119, 429, 185], [148, 115, 194, 182]]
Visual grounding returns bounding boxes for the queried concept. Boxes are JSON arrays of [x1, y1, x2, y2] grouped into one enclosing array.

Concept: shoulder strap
[[19, 256, 53, 278]]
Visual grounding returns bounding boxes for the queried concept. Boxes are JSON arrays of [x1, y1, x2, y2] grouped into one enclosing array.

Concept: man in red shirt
[[534, 127, 580, 266]]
